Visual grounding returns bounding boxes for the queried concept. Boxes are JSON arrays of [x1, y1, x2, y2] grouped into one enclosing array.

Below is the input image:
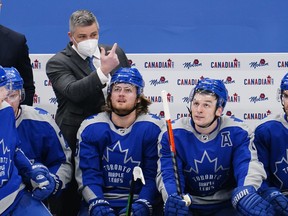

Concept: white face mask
[[74, 38, 99, 57]]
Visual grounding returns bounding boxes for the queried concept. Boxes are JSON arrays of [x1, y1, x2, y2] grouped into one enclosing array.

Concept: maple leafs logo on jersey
[[274, 149, 288, 189], [102, 141, 140, 186], [0, 139, 11, 186], [185, 151, 229, 174], [184, 151, 230, 195], [103, 141, 140, 166], [0, 139, 10, 155]]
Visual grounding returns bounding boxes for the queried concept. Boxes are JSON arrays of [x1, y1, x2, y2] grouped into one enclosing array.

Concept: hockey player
[[4, 67, 73, 214], [0, 66, 54, 216], [157, 78, 275, 215], [254, 72, 288, 215], [75, 67, 165, 216]]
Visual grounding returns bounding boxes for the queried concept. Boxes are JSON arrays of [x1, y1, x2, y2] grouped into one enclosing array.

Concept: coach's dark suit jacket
[[46, 42, 130, 153], [0, 25, 35, 105]]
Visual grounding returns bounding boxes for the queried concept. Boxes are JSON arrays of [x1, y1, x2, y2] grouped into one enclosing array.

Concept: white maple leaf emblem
[[185, 151, 229, 174], [102, 141, 140, 166]]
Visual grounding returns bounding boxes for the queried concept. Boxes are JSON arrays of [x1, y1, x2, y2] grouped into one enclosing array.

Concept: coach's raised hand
[[100, 43, 120, 76]]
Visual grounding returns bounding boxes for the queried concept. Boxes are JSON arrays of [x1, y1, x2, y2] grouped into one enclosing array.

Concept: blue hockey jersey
[[0, 102, 33, 215], [157, 116, 266, 209], [75, 112, 165, 208], [254, 113, 288, 191], [16, 105, 72, 191]]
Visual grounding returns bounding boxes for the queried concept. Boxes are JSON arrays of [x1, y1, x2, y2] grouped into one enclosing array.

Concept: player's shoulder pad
[[34, 106, 49, 115], [254, 113, 283, 130], [136, 113, 165, 127], [20, 105, 54, 122], [220, 115, 252, 133], [173, 116, 191, 129], [80, 112, 108, 128], [228, 115, 244, 122]]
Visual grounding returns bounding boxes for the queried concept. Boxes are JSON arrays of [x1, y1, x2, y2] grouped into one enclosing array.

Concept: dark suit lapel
[[66, 43, 91, 76]]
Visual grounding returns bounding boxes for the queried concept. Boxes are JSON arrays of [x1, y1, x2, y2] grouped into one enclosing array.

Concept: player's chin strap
[[187, 106, 218, 129], [15, 106, 22, 119]]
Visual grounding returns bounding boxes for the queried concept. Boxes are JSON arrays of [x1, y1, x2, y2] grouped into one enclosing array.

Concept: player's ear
[[215, 106, 223, 117], [137, 95, 142, 102]]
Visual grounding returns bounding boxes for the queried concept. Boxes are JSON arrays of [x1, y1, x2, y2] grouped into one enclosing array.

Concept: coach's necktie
[[87, 56, 96, 71]]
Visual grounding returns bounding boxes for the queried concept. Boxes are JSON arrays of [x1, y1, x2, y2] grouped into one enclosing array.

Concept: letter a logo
[[221, 131, 232, 147]]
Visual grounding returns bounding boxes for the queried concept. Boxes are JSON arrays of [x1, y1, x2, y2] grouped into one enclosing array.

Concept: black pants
[[51, 122, 81, 216]]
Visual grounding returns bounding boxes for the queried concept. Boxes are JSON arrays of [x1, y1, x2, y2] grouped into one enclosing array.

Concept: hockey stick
[[126, 166, 145, 216], [161, 90, 191, 206], [161, 90, 182, 195]]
